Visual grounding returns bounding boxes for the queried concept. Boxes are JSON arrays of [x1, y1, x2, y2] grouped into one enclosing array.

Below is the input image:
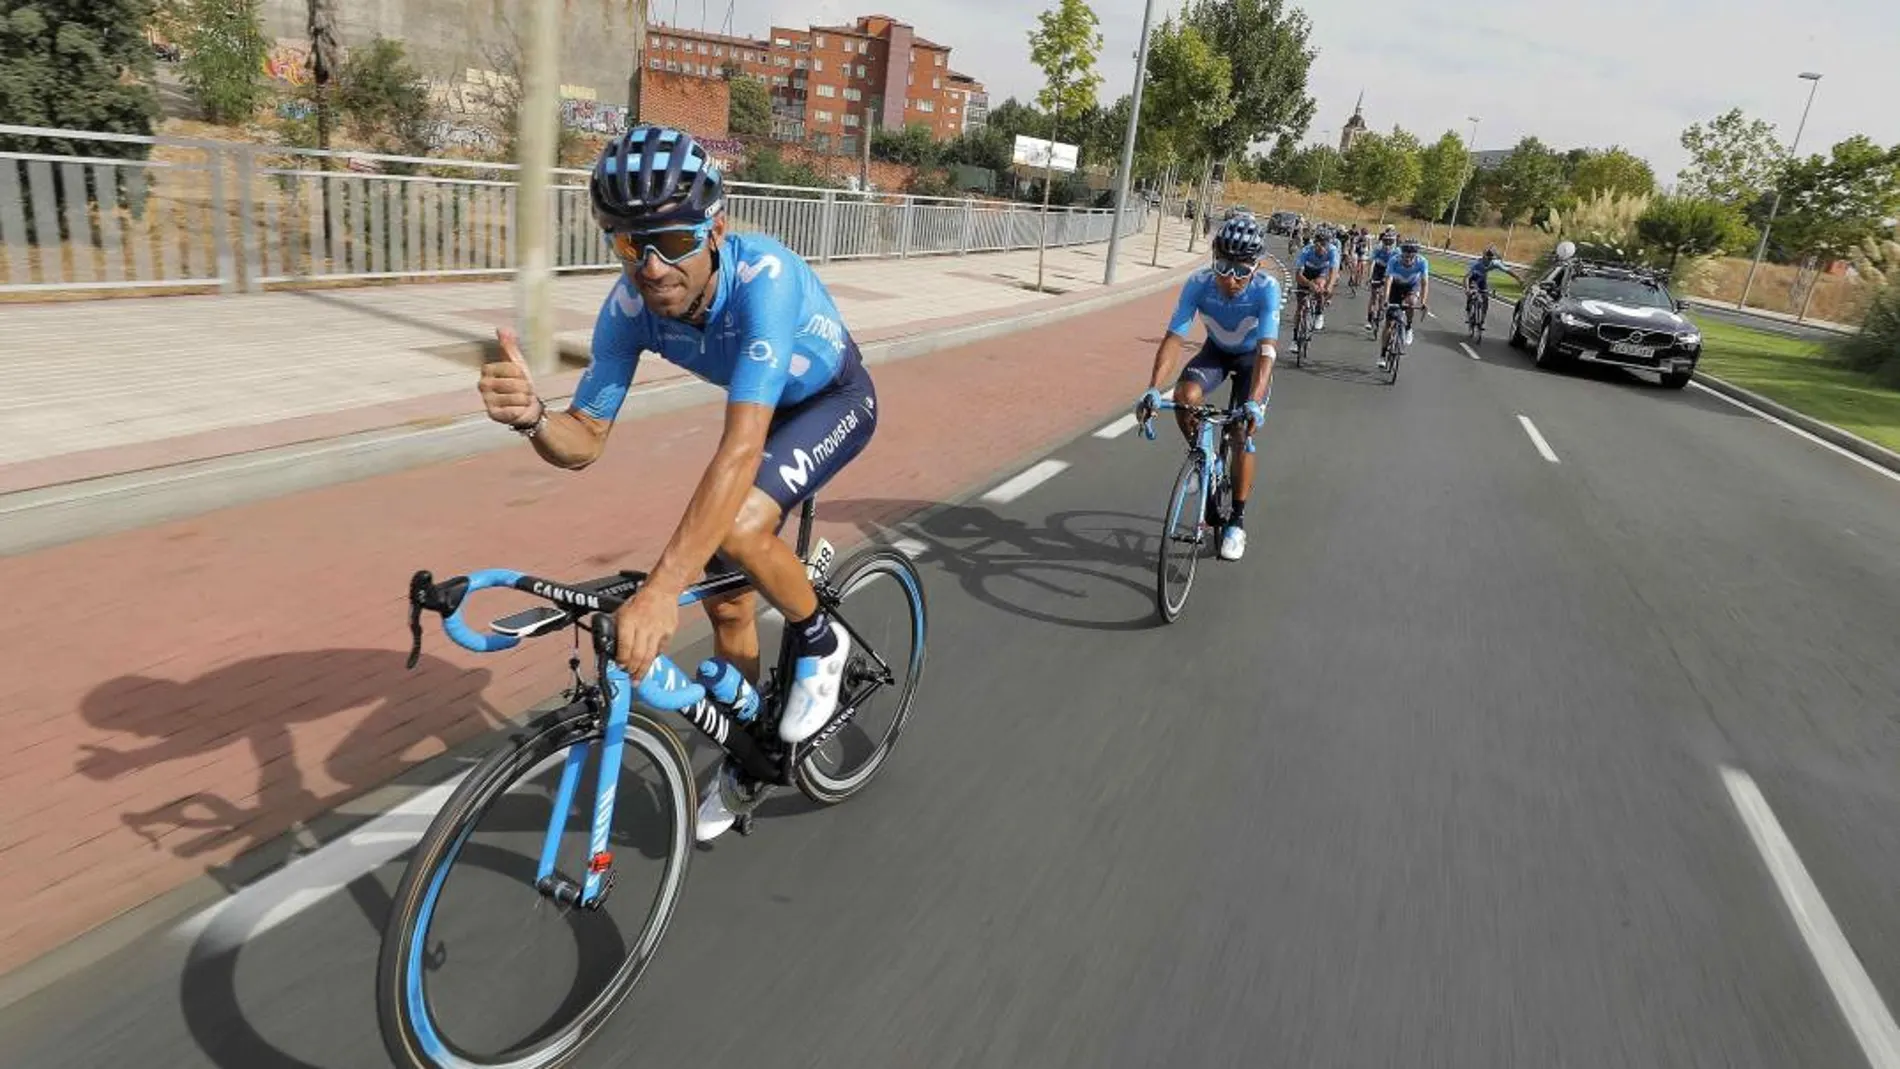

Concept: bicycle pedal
[[734, 813, 756, 837]]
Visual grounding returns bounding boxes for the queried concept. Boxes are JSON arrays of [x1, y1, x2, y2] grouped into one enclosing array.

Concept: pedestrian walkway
[[0, 264, 1192, 987], [0, 219, 1202, 492]]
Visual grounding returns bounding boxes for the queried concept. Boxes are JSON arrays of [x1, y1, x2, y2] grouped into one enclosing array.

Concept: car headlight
[[1677, 331, 1701, 346], [1559, 312, 1589, 328]]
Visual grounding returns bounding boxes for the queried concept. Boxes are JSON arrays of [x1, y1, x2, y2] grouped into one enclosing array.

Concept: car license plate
[[1609, 341, 1656, 358]]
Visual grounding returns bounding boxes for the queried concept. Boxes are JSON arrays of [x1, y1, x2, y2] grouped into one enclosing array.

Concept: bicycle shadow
[[75, 649, 506, 879], [821, 499, 1166, 633]]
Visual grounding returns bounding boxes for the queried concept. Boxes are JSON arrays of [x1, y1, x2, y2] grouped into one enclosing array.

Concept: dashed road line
[[1516, 414, 1560, 463], [981, 459, 1070, 504], [1721, 766, 1900, 1069], [1094, 414, 1139, 439], [1459, 342, 1481, 361]]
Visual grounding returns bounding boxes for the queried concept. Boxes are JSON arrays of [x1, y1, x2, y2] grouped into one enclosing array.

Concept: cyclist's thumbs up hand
[[480, 328, 541, 427]]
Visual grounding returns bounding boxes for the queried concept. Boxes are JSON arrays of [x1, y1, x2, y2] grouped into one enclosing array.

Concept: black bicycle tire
[[376, 705, 695, 1069], [1155, 452, 1204, 623], [793, 547, 930, 803]]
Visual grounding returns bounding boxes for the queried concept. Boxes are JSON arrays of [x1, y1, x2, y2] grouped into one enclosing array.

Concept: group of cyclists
[[473, 123, 1526, 838]]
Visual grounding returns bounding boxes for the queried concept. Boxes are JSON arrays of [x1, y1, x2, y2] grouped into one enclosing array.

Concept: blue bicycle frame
[[1140, 396, 1257, 534]]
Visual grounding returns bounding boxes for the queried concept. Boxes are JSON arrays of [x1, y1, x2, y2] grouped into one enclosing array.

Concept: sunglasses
[[612, 223, 712, 266], [1211, 258, 1258, 278]]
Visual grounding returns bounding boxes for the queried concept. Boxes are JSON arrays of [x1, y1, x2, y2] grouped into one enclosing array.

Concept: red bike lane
[[0, 284, 1181, 977]]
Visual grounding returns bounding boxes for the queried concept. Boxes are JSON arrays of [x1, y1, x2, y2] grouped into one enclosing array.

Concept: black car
[[1266, 210, 1300, 236], [1509, 260, 1702, 389]]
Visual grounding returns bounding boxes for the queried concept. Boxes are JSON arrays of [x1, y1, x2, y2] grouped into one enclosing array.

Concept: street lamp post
[[1103, 0, 1159, 286], [1443, 115, 1480, 251], [1738, 72, 1822, 310]]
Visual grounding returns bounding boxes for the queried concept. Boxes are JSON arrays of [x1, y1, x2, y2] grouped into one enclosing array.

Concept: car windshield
[[1569, 275, 1674, 310]]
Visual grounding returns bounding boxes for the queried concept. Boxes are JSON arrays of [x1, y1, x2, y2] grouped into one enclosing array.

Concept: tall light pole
[[1443, 115, 1479, 250], [514, 0, 563, 375], [1739, 71, 1822, 310], [1103, 0, 1159, 286]]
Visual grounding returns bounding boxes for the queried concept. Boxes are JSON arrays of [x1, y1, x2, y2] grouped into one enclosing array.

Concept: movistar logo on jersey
[[737, 254, 783, 283], [800, 313, 844, 351], [777, 408, 860, 493]]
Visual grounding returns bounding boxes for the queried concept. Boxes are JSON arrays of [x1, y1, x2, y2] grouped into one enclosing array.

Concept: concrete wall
[[258, 0, 643, 112]]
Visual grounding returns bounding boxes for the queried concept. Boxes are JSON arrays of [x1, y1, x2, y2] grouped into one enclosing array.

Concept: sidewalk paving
[[0, 220, 1207, 983], [0, 220, 1200, 492]]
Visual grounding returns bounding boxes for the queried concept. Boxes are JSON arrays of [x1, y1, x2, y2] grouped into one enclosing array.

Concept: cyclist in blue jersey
[[1292, 227, 1340, 330], [1464, 244, 1521, 321], [1134, 215, 1281, 562], [476, 125, 869, 840], [1362, 225, 1399, 335], [1375, 238, 1431, 368]]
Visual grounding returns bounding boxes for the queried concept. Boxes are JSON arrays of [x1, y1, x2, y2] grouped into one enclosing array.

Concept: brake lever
[[405, 570, 432, 669]]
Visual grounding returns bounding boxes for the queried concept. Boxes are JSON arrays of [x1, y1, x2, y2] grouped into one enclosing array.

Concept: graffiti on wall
[[429, 120, 500, 152], [263, 40, 313, 86], [559, 97, 629, 136]]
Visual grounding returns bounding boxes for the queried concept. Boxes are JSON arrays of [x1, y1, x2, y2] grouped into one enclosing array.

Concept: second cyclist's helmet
[[590, 125, 724, 231], [1213, 216, 1265, 261]]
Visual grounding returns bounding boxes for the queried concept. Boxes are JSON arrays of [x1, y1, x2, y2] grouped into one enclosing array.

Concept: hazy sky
[[690, 0, 1900, 181]]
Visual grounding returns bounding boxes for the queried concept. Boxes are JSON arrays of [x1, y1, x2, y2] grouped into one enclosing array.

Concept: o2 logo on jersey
[[737, 255, 783, 284], [746, 339, 777, 365]]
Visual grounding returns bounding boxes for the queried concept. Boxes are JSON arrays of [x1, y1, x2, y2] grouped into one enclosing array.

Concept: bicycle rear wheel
[[794, 546, 929, 803], [1155, 452, 1206, 622], [377, 704, 694, 1069], [1385, 318, 1404, 385]]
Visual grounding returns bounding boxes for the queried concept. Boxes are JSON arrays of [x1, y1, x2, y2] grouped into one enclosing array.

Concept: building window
[[649, 57, 661, 69], [817, 84, 835, 97], [843, 113, 860, 128], [950, 106, 958, 115], [698, 64, 709, 75], [698, 43, 709, 54], [859, 41, 870, 54], [933, 77, 940, 89], [775, 36, 791, 46], [664, 38, 676, 50], [914, 99, 934, 112], [815, 109, 833, 123], [815, 34, 826, 47], [841, 135, 857, 154], [794, 58, 807, 70], [665, 60, 680, 72], [856, 64, 866, 77], [774, 56, 789, 67], [773, 75, 788, 87], [813, 59, 823, 72], [843, 87, 862, 101], [936, 54, 944, 66], [714, 46, 724, 58]]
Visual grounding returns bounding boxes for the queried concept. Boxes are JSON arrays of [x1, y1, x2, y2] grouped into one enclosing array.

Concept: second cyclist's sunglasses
[[612, 222, 713, 265], [1211, 258, 1258, 279]]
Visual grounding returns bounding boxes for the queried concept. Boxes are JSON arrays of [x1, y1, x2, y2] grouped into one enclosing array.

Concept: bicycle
[[376, 497, 927, 1069], [1465, 286, 1488, 342], [1289, 287, 1316, 368], [1377, 297, 1417, 386], [1138, 396, 1257, 622]]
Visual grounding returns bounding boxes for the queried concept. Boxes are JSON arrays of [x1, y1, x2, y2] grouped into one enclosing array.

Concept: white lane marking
[[1516, 414, 1560, 463], [1094, 414, 1138, 438], [1688, 381, 1900, 485], [1721, 766, 1900, 1069], [891, 537, 929, 558], [981, 459, 1070, 504], [1459, 342, 1481, 361], [172, 773, 467, 953], [1426, 310, 1439, 320]]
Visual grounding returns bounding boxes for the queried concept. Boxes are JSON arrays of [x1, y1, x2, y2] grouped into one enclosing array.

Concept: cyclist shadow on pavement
[[75, 648, 506, 873], [820, 499, 1166, 631]]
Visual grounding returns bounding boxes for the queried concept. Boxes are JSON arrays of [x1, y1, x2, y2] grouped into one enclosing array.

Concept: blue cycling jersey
[[1386, 253, 1430, 286], [1295, 243, 1340, 274], [1167, 267, 1283, 354], [1467, 257, 1507, 280], [1369, 244, 1396, 270], [575, 232, 849, 420]]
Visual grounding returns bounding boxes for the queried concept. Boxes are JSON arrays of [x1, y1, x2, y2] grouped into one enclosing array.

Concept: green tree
[[1343, 126, 1421, 221], [1492, 136, 1565, 224], [984, 97, 1050, 142], [1284, 143, 1340, 195], [1570, 146, 1656, 200], [1835, 226, 1900, 384], [1027, 0, 1104, 143], [1182, 0, 1317, 163], [871, 122, 940, 167], [727, 75, 770, 137], [941, 125, 1011, 174], [1634, 195, 1755, 275], [1138, 18, 1232, 170], [1252, 133, 1298, 185], [335, 38, 436, 156], [1412, 130, 1467, 223], [175, 0, 270, 124], [1677, 108, 1782, 207], [0, 0, 160, 150], [1772, 135, 1900, 265]]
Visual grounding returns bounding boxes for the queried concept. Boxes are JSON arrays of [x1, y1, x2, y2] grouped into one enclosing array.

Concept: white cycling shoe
[[1315, 314, 1326, 331], [1218, 525, 1247, 561], [696, 761, 743, 842], [778, 622, 852, 744]]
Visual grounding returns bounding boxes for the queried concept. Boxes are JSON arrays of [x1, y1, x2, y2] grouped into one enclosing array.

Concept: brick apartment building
[[643, 13, 986, 154]]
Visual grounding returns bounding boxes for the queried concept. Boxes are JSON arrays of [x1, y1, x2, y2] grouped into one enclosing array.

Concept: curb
[[0, 257, 1197, 558], [0, 381, 1161, 1012], [1689, 371, 1900, 476]]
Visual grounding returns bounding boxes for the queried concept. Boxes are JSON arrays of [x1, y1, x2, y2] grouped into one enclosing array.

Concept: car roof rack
[[1571, 259, 1670, 284]]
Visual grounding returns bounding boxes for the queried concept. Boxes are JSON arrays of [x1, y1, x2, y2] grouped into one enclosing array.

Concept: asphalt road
[[4, 298, 1899, 1068]]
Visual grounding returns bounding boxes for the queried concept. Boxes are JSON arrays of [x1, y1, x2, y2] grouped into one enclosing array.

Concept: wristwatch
[[511, 399, 548, 438]]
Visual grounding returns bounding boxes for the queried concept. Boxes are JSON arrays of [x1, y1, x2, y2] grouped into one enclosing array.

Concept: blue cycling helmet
[[590, 125, 724, 231], [1213, 216, 1264, 261]]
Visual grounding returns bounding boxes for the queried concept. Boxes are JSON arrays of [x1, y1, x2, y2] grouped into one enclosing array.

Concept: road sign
[[1011, 135, 1079, 173]]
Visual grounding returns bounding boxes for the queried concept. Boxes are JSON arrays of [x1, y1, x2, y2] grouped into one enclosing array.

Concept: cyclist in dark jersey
[[476, 125, 871, 840]]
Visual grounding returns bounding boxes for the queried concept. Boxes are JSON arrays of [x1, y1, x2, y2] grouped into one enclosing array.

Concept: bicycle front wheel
[[1155, 453, 1206, 622], [795, 546, 929, 803], [377, 704, 695, 1069]]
